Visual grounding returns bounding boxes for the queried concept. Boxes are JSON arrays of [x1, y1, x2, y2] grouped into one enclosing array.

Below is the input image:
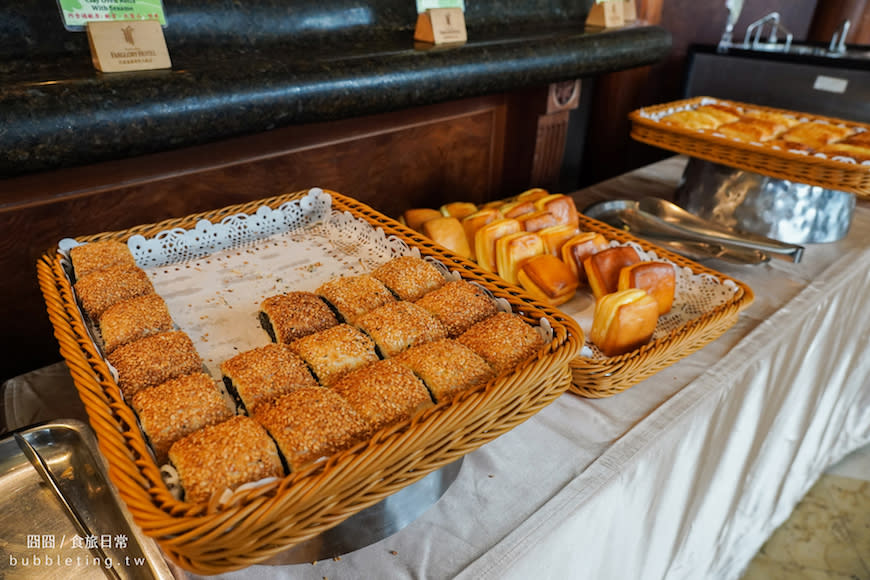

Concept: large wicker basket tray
[[36, 190, 583, 575], [630, 96, 870, 198], [567, 213, 754, 398]]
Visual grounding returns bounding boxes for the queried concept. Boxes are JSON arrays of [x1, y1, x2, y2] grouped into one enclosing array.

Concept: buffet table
[[5, 156, 870, 579]]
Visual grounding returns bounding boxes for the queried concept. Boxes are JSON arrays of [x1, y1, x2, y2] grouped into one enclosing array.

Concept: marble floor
[[741, 445, 870, 580]]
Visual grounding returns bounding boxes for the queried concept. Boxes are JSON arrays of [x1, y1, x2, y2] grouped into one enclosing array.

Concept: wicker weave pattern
[[37, 190, 583, 574], [568, 214, 754, 399], [630, 97, 870, 197]]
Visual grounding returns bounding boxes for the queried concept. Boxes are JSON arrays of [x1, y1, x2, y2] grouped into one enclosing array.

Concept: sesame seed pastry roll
[[99, 293, 174, 354], [107, 331, 202, 399], [316, 274, 396, 323], [355, 301, 447, 358], [330, 359, 434, 432], [371, 255, 446, 302], [69, 240, 138, 280], [220, 343, 318, 414], [259, 291, 338, 344], [253, 386, 372, 472], [414, 280, 498, 338], [457, 312, 546, 375], [168, 416, 284, 504], [74, 265, 155, 321], [132, 372, 234, 465], [393, 339, 494, 403], [289, 324, 379, 386]]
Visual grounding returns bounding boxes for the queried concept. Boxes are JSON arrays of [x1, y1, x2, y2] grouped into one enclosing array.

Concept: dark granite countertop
[[1, 1, 671, 178]]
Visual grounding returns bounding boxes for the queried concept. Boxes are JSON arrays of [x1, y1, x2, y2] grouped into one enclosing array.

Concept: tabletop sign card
[[415, 0, 467, 45], [87, 20, 171, 72], [56, 0, 167, 30], [586, 0, 625, 28]]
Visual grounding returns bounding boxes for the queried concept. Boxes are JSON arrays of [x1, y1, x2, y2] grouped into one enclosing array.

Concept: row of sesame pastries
[[166, 256, 545, 503]]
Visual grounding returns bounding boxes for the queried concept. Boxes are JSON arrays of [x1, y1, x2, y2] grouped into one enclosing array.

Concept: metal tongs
[[583, 198, 804, 264]]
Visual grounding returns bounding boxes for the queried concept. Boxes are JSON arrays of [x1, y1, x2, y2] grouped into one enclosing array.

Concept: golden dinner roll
[[583, 246, 641, 300], [499, 199, 537, 219], [495, 231, 546, 285], [440, 201, 478, 220], [716, 119, 782, 142], [777, 121, 854, 151], [590, 289, 659, 357], [516, 187, 551, 202], [534, 194, 579, 230], [517, 210, 559, 233], [694, 104, 740, 125], [422, 216, 474, 260], [841, 131, 870, 147], [517, 254, 578, 307], [561, 232, 609, 284], [742, 109, 800, 131], [474, 218, 522, 273], [537, 224, 580, 256], [617, 261, 676, 315], [403, 208, 442, 232]]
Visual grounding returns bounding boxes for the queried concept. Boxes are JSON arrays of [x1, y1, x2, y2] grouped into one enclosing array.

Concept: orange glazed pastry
[[618, 261, 676, 315], [694, 104, 740, 125], [462, 208, 501, 259], [474, 218, 522, 273], [440, 201, 478, 220], [561, 232, 608, 284], [516, 187, 550, 202], [402, 208, 442, 232], [583, 246, 641, 300], [517, 210, 560, 233], [590, 289, 659, 357], [716, 118, 782, 142], [777, 121, 854, 151], [495, 231, 546, 285], [537, 224, 580, 256], [499, 199, 537, 219], [422, 216, 474, 260], [516, 254, 578, 307], [534, 194, 579, 230], [661, 109, 722, 131]]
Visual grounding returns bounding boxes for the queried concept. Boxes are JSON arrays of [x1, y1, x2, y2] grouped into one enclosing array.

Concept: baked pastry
[[457, 312, 545, 374], [516, 254, 578, 307], [537, 224, 580, 256], [499, 199, 536, 219], [259, 291, 338, 344], [316, 274, 396, 323], [132, 372, 234, 464], [440, 201, 478, 220], [253, 386, 371, 472], [414, 280, 498, 337], [107, 331, 202, 399], [220, 343, 318, 413], [517, 210, 559, 233], [371, 255, 446, 302], [561, 232, 609, 284], [589, 289, 659, 356], [290, 323, 379, 385], [840, 131, 870, 147], [742, 109, 800, 132], [534, 194, 580, 230], [355, 300, 447, 358], [422, 216, 474, 260], [617, 261, 676, 315], [474, 218, 522, 273], [74, 265, 155, 321], [777, 121, 854, 151], [694, 104, 741, 125], [168, 416, 284, 503], [393, 339, 494, 403], [716, 119, 782, 142], [584, 246, 641, 300], [516, 187, 551, 202], [330, 358, 434, 432], [69, 240, 137, 280], [99, 293, 174, 353], [661, 109, 722, 131], [461, 208, 501, 259], [402, 208, 442, 232], [495, 231, 545, 285]]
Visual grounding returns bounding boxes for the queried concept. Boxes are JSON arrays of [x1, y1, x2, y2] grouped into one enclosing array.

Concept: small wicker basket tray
[[567, 213, 754, 399], [36, 190, 583, 574], [630, 96, 870, 198]]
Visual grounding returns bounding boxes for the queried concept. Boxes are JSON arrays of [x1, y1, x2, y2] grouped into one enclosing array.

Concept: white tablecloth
[[7, 157, 870, 580]]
